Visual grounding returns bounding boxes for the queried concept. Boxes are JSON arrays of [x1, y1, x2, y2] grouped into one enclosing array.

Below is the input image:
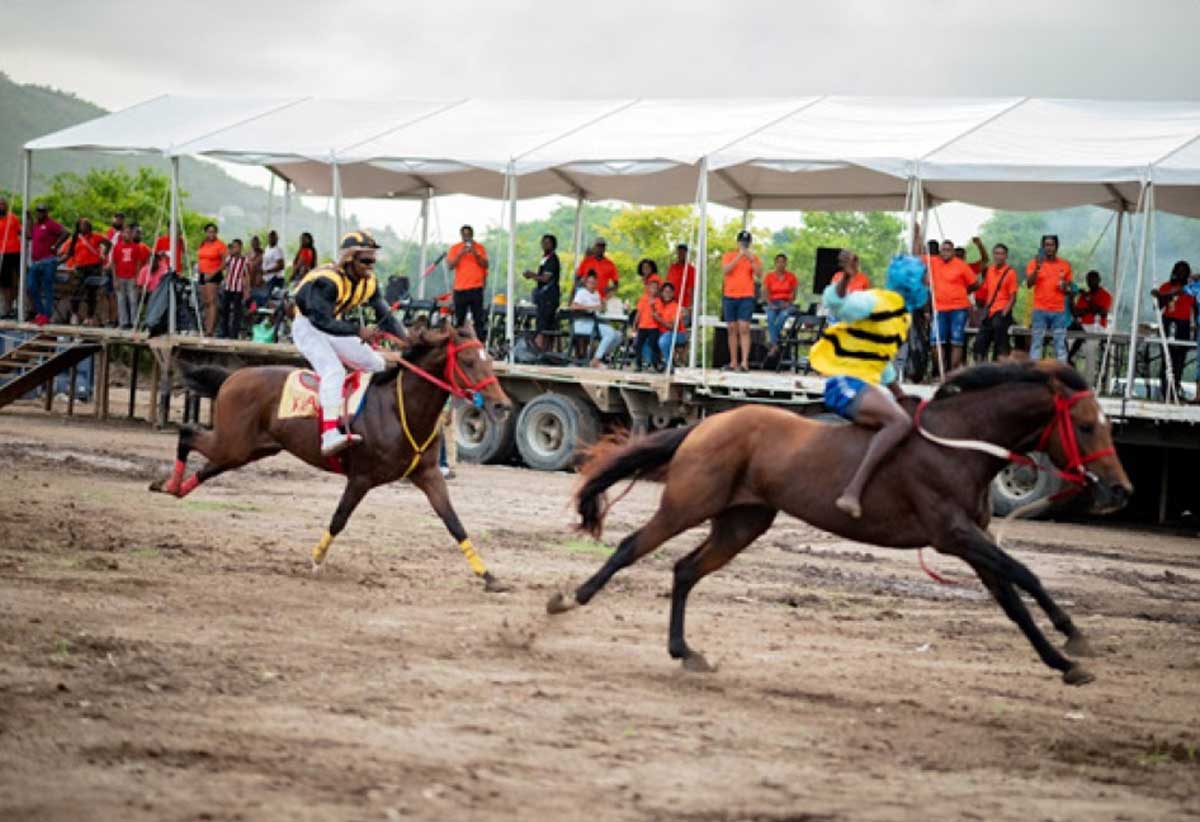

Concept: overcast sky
[[4, 0, 1198, 242]]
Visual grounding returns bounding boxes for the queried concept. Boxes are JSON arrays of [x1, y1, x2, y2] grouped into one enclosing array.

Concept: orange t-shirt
[[927, 255, 977, 311], [654, 297, 681, 332], [577, 256, 619, 296], [636, 292, 659, 329], [197, 239, 227, 275], [831, 271, 871, 293], [1026, 257, 1073, 313], [977, 264, 1018, 316], [449, 241, 489, 291], [721, 250, 760, 299], [63, 232, 108, 268], [0, 214, 22, 255], [666, 262, 695, 309], [764, 270, 798, 303]]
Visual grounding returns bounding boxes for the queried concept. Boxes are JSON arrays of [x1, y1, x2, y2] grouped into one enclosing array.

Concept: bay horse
[[548, 361, 1133, 685], [150, 324, 514, 591]]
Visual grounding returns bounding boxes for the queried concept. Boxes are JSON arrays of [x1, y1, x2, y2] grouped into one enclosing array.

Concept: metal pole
[[692, 158, 709, 370], [740, 203, 749, 230], [266, 173, 275, 232], [505, 165, 518, 360], [1111, 209, 1124, 283], [1124, 183, 1152, 401], [18, 149, 30, 323], [169, 156, 180, 336], [417, 190, 430, 299], [331, 161, 343, 255], [571, 194, 585, 273], [281, 180, 291, 260]]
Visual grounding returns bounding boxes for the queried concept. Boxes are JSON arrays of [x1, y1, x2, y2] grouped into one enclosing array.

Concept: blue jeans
[[27, 257, 59, 318], [1030, 309, 1068, 361], [659, 330, 688, 360], [930, 307, 968, 345], [766, 305, 790, 344]]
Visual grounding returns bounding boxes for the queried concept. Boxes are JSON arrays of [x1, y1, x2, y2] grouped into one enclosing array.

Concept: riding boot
[[320, 413, 361, 457]]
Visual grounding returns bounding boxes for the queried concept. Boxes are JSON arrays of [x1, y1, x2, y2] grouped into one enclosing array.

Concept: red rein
[[377, 333, 498, 402]]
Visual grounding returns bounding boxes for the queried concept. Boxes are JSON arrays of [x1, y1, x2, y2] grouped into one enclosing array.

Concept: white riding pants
[[292, 315, 387, 416]]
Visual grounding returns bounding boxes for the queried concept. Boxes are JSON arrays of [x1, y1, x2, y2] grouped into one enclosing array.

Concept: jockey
[[810, 254, 929, 519], [292, 230, 407, 457]]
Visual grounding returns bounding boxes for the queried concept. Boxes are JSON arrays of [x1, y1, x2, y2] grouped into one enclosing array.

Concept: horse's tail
[[181, 363, 233, 398], [575, 425, 696, 538]]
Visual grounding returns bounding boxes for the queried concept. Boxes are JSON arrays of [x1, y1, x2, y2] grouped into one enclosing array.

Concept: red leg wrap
[[163, 459, 186, 494], [177, 474, 200, 497]]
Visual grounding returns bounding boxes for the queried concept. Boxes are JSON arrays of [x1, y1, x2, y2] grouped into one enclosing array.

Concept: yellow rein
[[397, 373, 442, 478]]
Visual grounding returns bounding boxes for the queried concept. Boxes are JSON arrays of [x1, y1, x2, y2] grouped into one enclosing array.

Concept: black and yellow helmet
[[339, 230, 381, 254]]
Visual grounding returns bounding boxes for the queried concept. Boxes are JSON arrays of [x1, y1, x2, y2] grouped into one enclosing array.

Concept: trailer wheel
[[990, 454, 1063, 517], [515, 393, 600, 471], [455, 400, 518, 464]]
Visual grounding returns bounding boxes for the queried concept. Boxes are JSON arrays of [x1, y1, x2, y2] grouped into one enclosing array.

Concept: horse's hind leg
[[311, 476, 371, 575], [669, 504, 776, 672], [154, 425, 197, 495]]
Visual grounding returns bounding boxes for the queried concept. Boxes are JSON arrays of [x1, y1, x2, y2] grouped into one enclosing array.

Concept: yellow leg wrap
[[313, 531, 334, 566], [458, 538, 487, 577]]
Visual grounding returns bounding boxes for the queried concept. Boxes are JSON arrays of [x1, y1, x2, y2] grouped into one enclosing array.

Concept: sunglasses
[[354, 254, 376, 265]]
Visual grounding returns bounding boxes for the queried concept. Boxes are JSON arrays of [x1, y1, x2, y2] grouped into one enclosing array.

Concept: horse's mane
[[369, 324, 469, 387], [932, 360, 1088, 401]]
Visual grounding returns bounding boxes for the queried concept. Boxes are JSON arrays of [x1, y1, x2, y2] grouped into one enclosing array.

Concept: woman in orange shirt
[[720, 230, 763, 371], [292, 232, 317, 281], [653, 281, 688, 366], [763, 253, 798, 354], [60, 218, 111, 326], [196, 222, 228, 336]]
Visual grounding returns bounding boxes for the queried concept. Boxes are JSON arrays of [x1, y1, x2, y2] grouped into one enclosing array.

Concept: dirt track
[[0, 407, 1198, 822]]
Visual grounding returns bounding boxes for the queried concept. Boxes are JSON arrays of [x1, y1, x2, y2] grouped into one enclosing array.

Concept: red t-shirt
[[666, 261, 696, 309], [577, 256, 619, 296], [62, 232, 108, 268], [0, 214, 22, 255], [1074, 287, 1113, 327], [113, 241, 151, 280], [1157, 281, 1196, 322], [1026, 257, 1073, 313], [153, 235, 186, 273], [30, 218, 65, 261], [976, 264, 1019, 316], [764, 270, 798, 302], [927, 255, 977, 311]]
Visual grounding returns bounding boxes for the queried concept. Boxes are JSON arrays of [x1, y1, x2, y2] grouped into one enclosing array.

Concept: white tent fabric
[[21, 94, 1200, 215]]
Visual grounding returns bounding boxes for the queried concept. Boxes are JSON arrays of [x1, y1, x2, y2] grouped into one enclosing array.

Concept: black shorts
[[0, 253, 18, 289], [200, 272, 223, 286], [535, 295, 559, 333]]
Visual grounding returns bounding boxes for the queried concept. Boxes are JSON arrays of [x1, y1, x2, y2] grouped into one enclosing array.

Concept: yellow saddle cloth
[[278, 369, 372, 420]]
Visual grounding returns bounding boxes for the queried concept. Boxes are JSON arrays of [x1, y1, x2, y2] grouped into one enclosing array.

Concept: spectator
[[522, 233, 560, 351], [261, 230, 286, 289], [764, 252, 798, 356], [219, 239, 251, 339], [246, 235, 264, 290], [637, 258, 659, 285], [927, 238, 981, 374], [666, 243, 696, 312], [0, 197, 23, 318], [831, 249, 870, 293], [575, 238, 619, 303], [569, 272, 619, 368], [59, 218, 110, 326], [721, 229, 762, 371], [196, 222, 227, 336], [292, 232, 317, 281], [1069, 269, 1113, 385], [654, 281, 688, 366], [26, 204, 67, 325], [111, 224, 151, 329], [971, 242, 1019, 362], [152, 228, 187, 275], [1025, 234, 1073, 362], [1151, 261, 1195, 400], [102, 212, 125, 326], [633, 275, 663, 371], [448, 224, 489, 340], [955, 236, 990, 275]]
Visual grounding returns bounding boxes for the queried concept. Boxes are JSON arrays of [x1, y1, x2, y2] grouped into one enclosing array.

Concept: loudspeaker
[[813, 246, 842, 295]]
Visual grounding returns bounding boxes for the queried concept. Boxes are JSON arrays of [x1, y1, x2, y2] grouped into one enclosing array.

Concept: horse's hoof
[[546, 591, 577, 615], [681, 653, 717, 674], [834, 495, 863, 519], [1062, 664, 1095, 686], [148, 478, 166, 493], [483, 573, 513, 594], [311, 561, 324, 577], [1064, 633, 1097, 658]]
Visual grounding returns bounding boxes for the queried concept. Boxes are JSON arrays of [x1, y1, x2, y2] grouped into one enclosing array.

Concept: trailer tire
[[454, 400, 518, 464], [515, 393, 600, 472], [990, 453, 1063, 518]]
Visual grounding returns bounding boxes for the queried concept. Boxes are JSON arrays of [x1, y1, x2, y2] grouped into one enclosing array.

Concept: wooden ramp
[[0, 334, 101, 410]]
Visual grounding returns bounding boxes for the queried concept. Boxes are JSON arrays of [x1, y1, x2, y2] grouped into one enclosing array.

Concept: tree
[[768, 212, 905, 304]]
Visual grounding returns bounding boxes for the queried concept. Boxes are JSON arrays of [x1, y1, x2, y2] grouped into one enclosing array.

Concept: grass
[[182, 499, 263, 513], [554, 537, 614, 558], [129, 547, 161, 559]]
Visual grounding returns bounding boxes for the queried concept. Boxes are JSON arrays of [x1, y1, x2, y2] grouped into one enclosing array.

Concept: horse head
[[404, 319, 513, 421]]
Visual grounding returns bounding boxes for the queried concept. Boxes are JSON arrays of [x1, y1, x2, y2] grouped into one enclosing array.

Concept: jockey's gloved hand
[[357, 326, 382, 345]]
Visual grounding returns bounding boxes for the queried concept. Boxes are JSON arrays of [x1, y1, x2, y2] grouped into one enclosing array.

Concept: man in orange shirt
[[831, 249, 870, 294], [447, 224, 489, 341], [720, 230, 762, 371], [59, 218, 111, 326], [575, 238, 619, 302], [971, 242, 1018, 362], [666, 243, 696, 310], [0, 197, 22, 318], [764, 252, 798, 354], [1025, 234, 1073, 362], [928, 239, 981, 373]]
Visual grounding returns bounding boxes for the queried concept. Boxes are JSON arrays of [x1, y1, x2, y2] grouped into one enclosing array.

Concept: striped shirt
[[224, 255, 249, 293]]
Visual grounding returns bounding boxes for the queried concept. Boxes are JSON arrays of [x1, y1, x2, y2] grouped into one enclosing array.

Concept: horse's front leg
[[409, 463, 510, 593], [311, 476, 372, 574]]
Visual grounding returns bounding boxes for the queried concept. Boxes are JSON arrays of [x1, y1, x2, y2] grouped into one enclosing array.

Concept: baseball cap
[[736, 229, 752, 243]]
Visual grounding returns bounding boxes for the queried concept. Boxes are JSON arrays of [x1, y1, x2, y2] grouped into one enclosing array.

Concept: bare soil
[[1, 406, 1198, 822]]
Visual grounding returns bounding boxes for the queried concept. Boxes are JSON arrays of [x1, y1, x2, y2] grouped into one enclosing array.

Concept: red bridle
[[380, 333, 499, 403]]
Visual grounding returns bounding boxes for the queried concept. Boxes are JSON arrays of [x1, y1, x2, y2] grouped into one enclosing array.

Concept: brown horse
[[548, 361, 1133, 685], [150, 324, 514, 591]]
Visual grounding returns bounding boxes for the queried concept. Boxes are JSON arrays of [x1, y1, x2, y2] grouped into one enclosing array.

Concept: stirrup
[[320, 431, 362, 458]]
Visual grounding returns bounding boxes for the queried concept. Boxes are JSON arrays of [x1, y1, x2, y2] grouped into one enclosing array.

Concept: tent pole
[[331, 161, 343, 255], [17, 149, 30, 324], [505, 165, 518, 362], [266, 173, 275, 232], [1111, 208, 1124, 281], [740, 202, 749, 230], [692, 158, 709, 371], [417, 190, 431, 299], [571, 194, 585, 271], [281, 180, 290, 260], [168, 156, 180, 337], [1124, 183, 1152, 401]]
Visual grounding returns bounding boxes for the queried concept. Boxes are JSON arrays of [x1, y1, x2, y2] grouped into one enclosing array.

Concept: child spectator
[[152, 229, 187, 274], [634, 276, 663, 371], [219, 239, 251, 339]]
